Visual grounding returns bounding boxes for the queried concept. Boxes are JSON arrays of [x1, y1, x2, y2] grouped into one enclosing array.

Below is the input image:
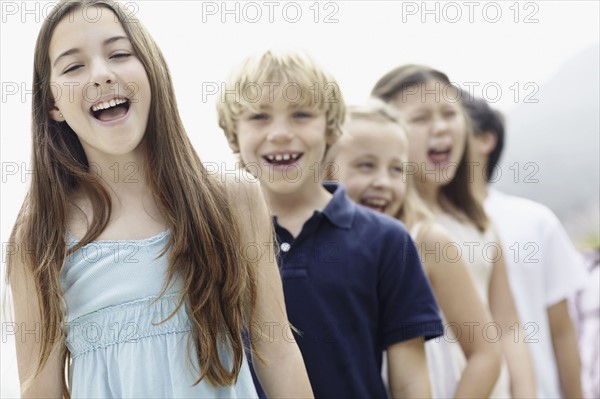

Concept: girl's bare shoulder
[[415, 220, 455, 247], [221, 173, 271, 238]]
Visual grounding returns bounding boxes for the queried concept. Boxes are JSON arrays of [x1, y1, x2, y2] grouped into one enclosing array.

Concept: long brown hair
[[371, 64, 488, 231], [6, 0, 257, 395]]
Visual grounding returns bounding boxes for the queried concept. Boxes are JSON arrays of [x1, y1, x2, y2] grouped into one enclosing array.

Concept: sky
[[1, 1, 599, 396]]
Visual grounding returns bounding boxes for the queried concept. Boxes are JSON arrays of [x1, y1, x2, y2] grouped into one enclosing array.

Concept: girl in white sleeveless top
[[371, 65, 536, 398]]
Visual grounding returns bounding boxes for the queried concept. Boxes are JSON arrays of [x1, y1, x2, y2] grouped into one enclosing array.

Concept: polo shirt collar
[[321, 183, 355, 229]]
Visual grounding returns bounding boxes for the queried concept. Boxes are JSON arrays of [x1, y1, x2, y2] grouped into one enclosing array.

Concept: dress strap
[[410, 221, 423, 241]]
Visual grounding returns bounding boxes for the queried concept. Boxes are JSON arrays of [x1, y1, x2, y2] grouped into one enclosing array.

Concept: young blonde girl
[[371, 65, 536, 398], [6, 1, 312, 397], [326, 100, 502, 398]]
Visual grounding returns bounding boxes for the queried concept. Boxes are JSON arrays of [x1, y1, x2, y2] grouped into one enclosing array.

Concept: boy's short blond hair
[[217, 49, 346, 150]]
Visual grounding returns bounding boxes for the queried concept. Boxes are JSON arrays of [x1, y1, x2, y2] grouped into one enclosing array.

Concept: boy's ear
[[227, 134, 240, 153], [49, 107, 64, 122]]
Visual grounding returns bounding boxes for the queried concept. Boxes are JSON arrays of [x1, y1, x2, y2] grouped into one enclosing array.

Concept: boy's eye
[[293, 111, 312, 118], [249, 113, 268, 121]]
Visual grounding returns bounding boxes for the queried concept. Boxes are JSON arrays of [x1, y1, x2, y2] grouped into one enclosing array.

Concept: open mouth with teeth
[[263, 153, 303, 166], [360, 197, 389, 214], [428, 148, 451, 165], [91, 98, 130, 122]]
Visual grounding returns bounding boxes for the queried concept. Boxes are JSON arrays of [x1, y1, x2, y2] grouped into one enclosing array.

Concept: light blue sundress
[[61, 230, 258, 398]]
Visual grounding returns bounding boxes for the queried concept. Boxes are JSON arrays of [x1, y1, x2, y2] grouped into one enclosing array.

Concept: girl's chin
[[419, 164, 459, 186], [385, 207, 401, 217], [422, 174, 454, 188]]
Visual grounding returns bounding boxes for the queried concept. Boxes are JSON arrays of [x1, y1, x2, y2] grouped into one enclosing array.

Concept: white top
[[434, 212, 511, 399], [485, 188, 588, 398], [381, 221, 467, 399]]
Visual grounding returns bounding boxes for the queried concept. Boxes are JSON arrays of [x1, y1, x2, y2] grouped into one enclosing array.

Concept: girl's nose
[[89, 59, 117, 88], [431, 114, 449, 136], [372, 170, 392, 189]]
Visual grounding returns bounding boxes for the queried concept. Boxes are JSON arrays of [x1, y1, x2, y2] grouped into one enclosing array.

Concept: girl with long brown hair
[[371, 65, 536, 398], [6, 1, 312, 397]]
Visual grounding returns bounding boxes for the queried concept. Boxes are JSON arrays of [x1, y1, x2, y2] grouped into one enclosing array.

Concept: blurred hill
[[495, 44, 600, 246]]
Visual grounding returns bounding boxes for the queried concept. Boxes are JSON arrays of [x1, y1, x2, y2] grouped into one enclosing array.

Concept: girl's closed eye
[[356, 160, 375, 172], [110, 52, 132, 59], [63, 64, 84, 75], [409, 114, 428, 124], [62, 53, 131, 75], [442, 109, 457, 118], [391, 164, 404, 174]]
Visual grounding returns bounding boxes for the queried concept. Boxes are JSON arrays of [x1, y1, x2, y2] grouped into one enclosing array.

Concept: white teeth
[[91, 98, 127, 112], [265, 153, 300, 162], [364, 198, 388, 207]]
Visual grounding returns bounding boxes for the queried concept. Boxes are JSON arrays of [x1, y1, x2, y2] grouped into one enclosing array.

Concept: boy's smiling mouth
[[263, 152, 303, 166], [90, 97, 130, 122]]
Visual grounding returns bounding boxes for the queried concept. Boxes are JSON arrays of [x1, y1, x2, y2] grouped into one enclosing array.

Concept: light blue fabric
[[61, 230, 258, 398]]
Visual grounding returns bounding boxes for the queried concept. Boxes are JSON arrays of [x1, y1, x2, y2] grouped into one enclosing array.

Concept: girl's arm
[[423, 224, 502, 398], [9, 236, 63, 398], [387, 337, 431, 398], [548, 299, 583, 398], [226, 176, 313, 398], [488, 230, 536, 398]]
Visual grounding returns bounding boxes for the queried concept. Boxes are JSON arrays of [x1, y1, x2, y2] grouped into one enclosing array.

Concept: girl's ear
[[478, 130, 498, 156], [326, 127, 342, 146], [49, 107, 64, 122]]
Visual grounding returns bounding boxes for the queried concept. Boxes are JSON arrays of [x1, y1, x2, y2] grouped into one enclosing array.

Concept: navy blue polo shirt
[[250, 184, 443, 398]]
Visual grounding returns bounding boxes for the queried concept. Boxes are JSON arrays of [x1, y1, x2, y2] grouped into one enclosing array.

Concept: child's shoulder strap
[[409, 221, 423, 241]]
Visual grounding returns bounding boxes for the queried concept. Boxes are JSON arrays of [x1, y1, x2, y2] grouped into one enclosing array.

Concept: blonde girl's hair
[[371, 65, 488, 232], [216, 48, 346, 153], [6, 0, 257, 396]]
